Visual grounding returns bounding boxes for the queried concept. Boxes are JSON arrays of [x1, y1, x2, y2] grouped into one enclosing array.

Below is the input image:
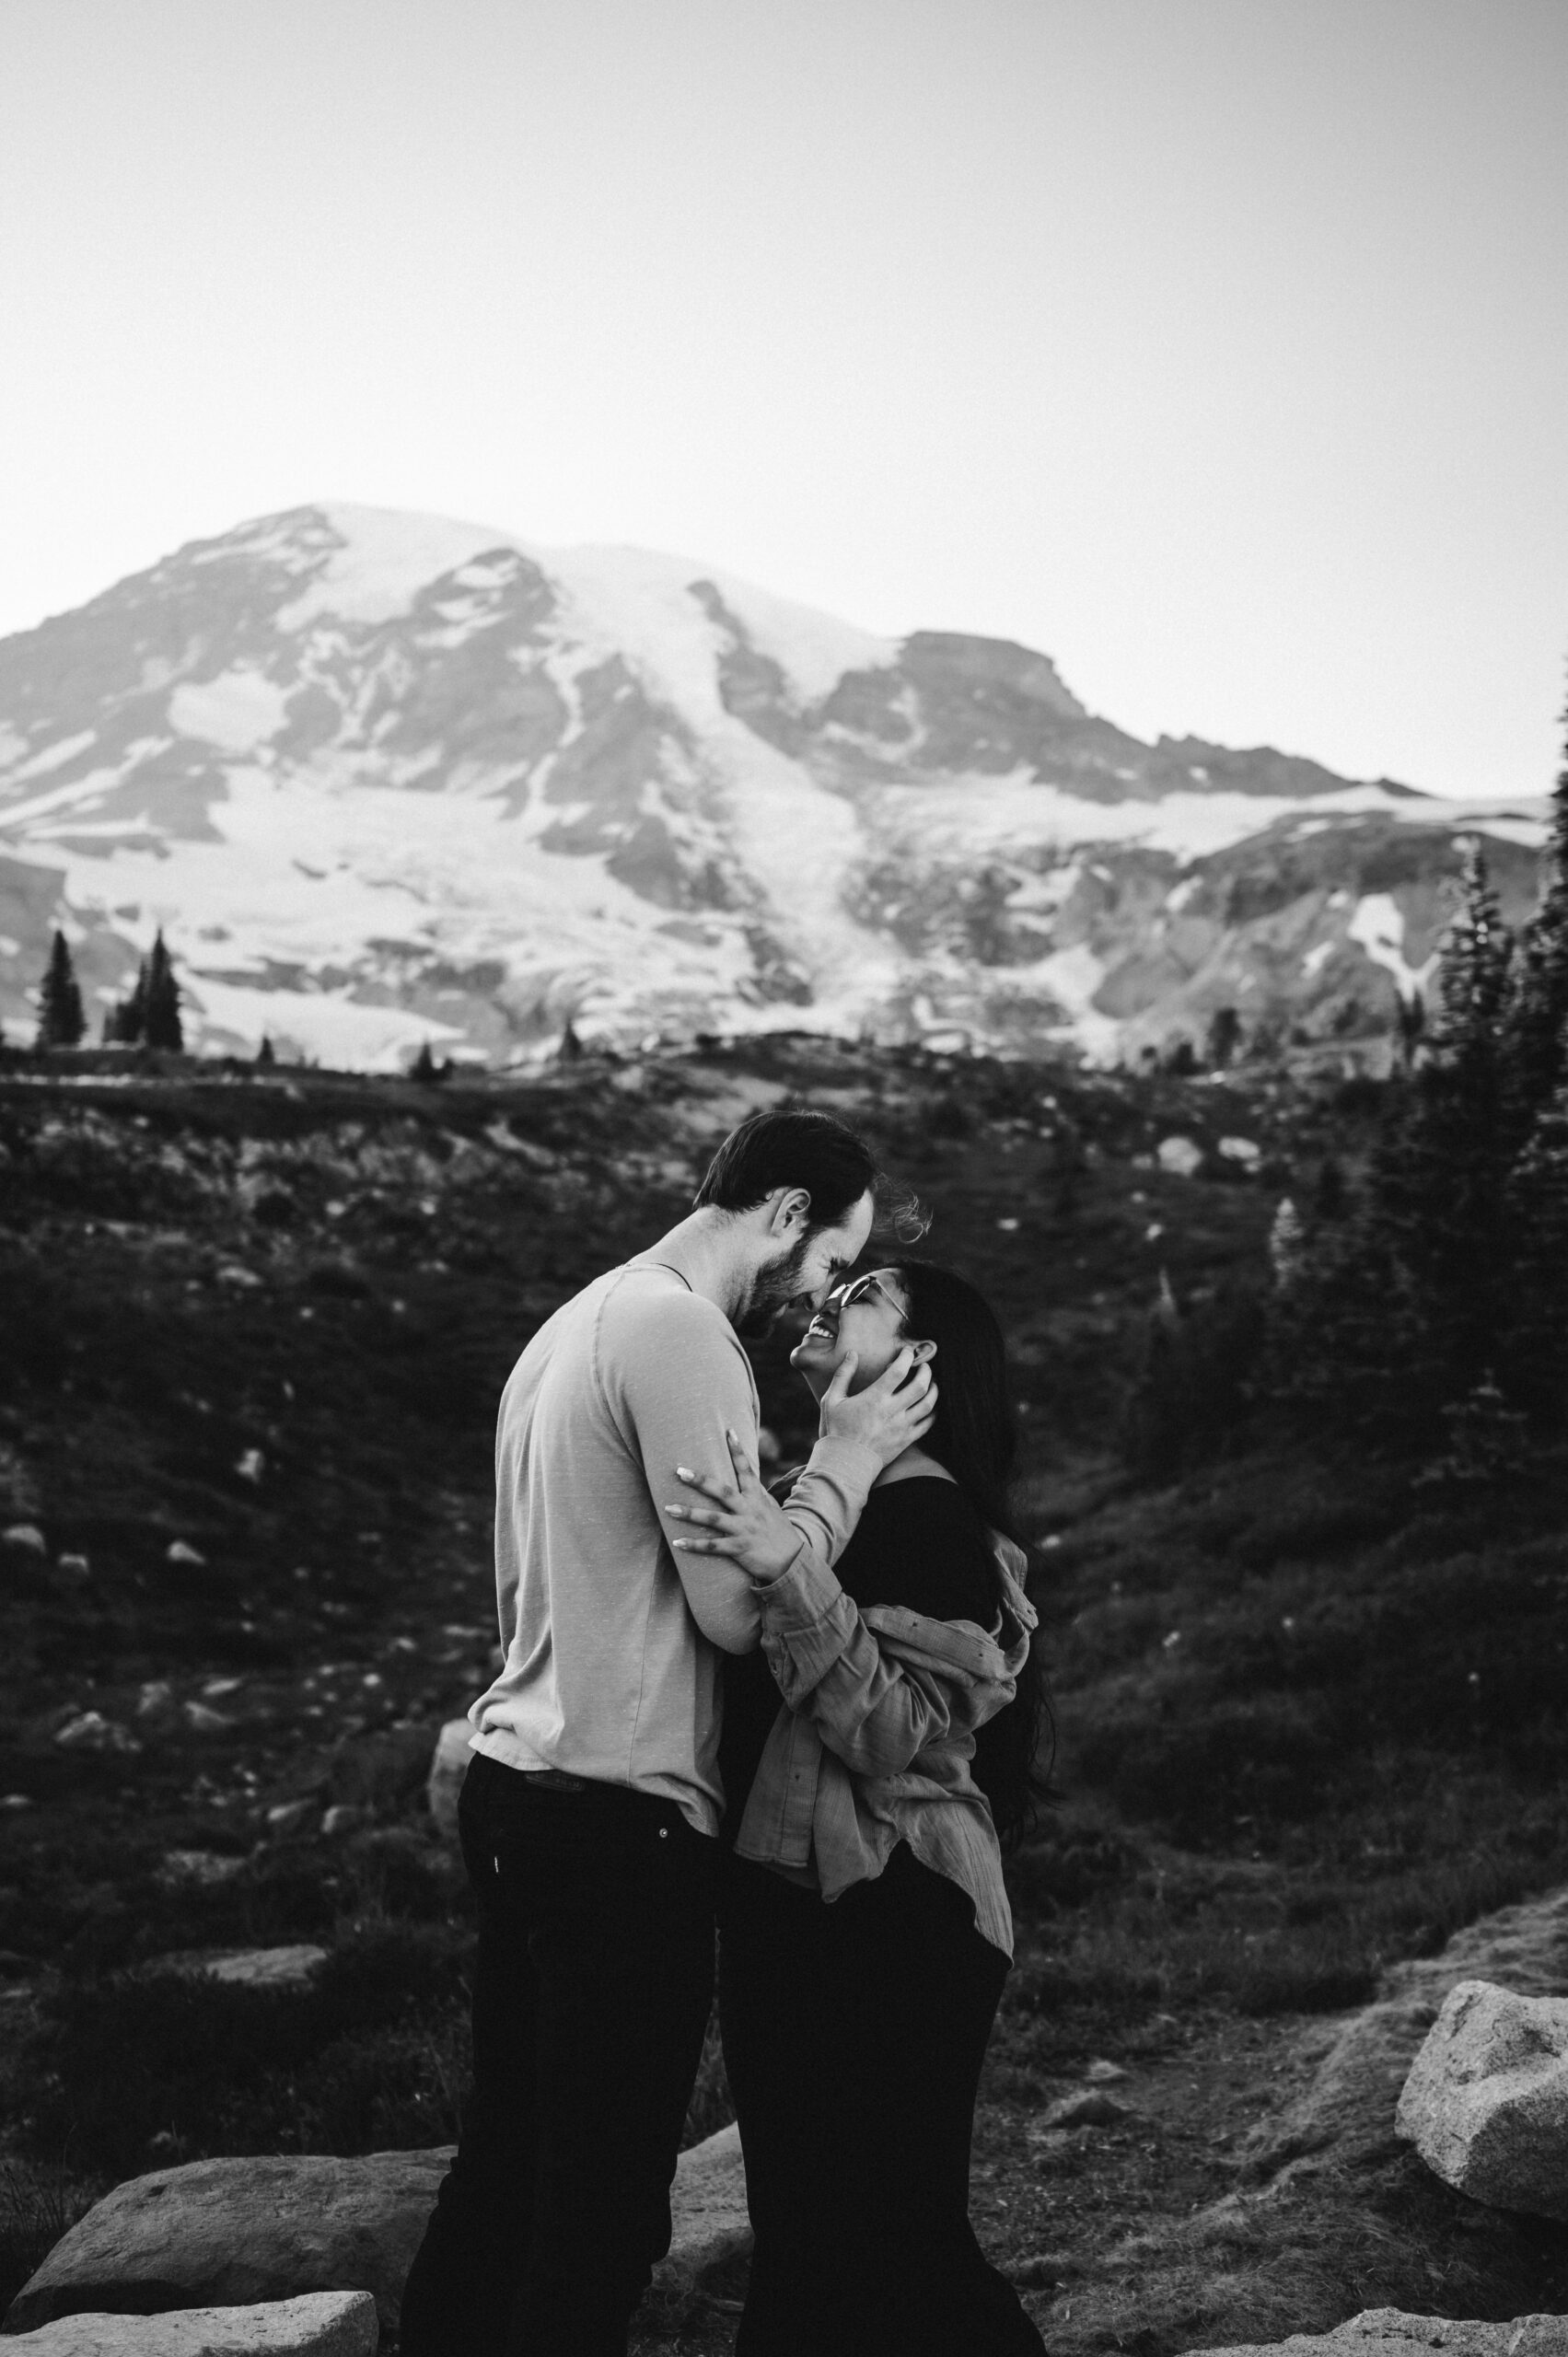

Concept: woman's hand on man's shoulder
[[665, 1431, 802, 1583]]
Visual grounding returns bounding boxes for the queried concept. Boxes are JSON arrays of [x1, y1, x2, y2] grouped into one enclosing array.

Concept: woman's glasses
[[827, 1271, 904, 1318]]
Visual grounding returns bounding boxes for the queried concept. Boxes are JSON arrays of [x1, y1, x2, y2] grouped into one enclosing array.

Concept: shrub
[[1124, 1283, 1267, 1476], [17, 1923, 472, 2177], [0, 2165, 97, 2322], [1074, 1693, 1338, 1839]]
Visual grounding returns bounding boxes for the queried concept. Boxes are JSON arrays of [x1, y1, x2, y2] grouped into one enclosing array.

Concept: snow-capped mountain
[[0, 505, 1550, 1068]]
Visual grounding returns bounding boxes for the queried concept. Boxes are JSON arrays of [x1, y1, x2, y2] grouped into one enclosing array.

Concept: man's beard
[[735, 1235, 812, 1340]]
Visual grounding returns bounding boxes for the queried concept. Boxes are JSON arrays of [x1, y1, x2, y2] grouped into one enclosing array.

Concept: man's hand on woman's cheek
[[819, 1345, 938, 1462]]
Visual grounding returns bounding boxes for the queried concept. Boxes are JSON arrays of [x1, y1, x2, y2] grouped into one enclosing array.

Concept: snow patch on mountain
[[185, 973, 463, 1071], [1408, 802, 1549, 851], [694, 573, 896, 703], [1348, 893, 1438, 1004], [1022, 942, 1120, 1060], [169, 669, 292, 751], [16, 730, 98, 781], [863, 773, 1440, 869], [277, 506, 505, 629]]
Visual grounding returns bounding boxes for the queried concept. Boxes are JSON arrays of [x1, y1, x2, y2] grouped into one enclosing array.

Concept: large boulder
[[2, 2153, 454, 2337], [651, 2123, 750, 2293], [1188, 2308, 1568, 2357], [3, 2294, 377, 2357], [425, 1721, 472, 1839], [1240, 1884, 1568, 2186], [5, 2127, 750, 2339], [1396, 1979, 1568, 2218]]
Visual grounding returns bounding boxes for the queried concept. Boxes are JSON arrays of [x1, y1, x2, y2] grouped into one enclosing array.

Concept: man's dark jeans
[[400, 1750, 718, 2357]]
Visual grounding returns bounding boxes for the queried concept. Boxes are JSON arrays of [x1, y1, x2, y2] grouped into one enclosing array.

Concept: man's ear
[[771, 1186, 812, 1235]]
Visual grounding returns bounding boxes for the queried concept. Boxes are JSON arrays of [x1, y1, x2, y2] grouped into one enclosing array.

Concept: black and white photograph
[[2, 4, 1567, 2353]]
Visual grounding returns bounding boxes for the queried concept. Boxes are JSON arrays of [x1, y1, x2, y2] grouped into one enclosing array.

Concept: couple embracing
[[400, 1107, 1049, 2357]]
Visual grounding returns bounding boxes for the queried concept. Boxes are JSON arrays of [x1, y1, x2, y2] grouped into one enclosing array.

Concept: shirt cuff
[[801, 1434, 883, 1501], [749, 1530, 810, 1592], [751, 1538, 846, 1628]]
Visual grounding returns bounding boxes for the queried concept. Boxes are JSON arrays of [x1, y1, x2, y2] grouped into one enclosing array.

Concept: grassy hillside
[[1, 1037, 1565, 2350]]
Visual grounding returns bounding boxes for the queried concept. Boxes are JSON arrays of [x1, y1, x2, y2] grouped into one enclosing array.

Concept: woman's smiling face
[[789, 1266, 919, 1397]]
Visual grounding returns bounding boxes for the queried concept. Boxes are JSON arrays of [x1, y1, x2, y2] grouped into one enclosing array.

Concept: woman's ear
[[910, 1339, 936, 1364]]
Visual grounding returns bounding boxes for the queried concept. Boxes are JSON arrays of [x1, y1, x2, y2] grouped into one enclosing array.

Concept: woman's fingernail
[[676, 1466, 695, 1480]]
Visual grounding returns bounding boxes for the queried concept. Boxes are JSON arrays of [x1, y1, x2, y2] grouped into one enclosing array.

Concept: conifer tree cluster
[[34, 929, 86, 1049], [1270, 718, 1568, 1439], [105, 930, 183, 1051]]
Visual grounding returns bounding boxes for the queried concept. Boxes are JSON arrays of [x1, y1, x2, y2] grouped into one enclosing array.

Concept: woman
[[668, 1260, 1049, 2357]]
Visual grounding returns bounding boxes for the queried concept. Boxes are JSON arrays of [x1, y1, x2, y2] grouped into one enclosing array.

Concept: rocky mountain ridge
[[0, 505, 1549, 1067]]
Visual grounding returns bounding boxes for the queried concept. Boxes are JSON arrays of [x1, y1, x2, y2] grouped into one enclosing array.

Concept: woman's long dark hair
[[892, 1260, 1054, 1847]]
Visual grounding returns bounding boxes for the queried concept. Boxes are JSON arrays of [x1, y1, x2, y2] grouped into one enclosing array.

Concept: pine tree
[[1502, 1082, 1568, 1422], [1312, 1156, 1347, 1221], [1502, 704, 1568, 1145], [1394, 989, 1426, 1071], [108, 959, 149, 1045], [143, 931, 182, 1051], [34, 929, 86, 1050], [411, 1040, 438, 1082], [256, 1035, 276, 1067], [1268, 1199, 1306, 1290], [1373, 843, 1516, 1396], [1205, 1006, 1241, 1069], [1435, 842, 1515, 1048]]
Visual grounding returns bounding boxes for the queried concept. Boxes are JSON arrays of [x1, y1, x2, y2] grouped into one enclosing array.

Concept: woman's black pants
[[399, 1752, 717, 2357], [719, 1843, 1046, 2357]]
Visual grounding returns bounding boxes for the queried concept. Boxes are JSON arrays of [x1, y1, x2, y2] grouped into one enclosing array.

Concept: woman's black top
[[718, 1475, 999, 1842]]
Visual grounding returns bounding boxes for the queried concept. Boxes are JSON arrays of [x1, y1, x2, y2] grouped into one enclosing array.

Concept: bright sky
[[2, 0, 1564, 799]]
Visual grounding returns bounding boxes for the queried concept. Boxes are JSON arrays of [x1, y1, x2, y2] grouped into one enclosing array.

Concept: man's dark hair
[[694, 1107, 926, 1238]]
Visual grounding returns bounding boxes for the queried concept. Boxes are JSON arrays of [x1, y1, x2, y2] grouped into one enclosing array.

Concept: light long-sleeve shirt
[[468, 1259, 881, 1835]]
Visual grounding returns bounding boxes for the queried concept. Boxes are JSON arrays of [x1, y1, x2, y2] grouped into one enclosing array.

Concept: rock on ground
[[138, 1947, 328, 1991], [1396, 1979, 1568, 2219], [1039, 2090, 1134, 2130], [1, 2293, 377, 2357], [3, 2152, 454, 2337], [5, 2125, 750, 2340], [1240, 1884, 1568, 2187], [1188, 2306, 1568, 2357], [651, 2123, 751, 2293], [426, 1720, 471, 1838]]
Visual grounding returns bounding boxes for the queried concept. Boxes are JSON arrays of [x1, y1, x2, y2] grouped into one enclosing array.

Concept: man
[[400, 1108, 935, 2357]]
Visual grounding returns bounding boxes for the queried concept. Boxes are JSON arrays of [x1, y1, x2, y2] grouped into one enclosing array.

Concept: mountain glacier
[[0, 505, 1549, 1069]]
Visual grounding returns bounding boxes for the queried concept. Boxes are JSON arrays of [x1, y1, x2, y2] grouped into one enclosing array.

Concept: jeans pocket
[[642, 1808, 720, 1908]]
